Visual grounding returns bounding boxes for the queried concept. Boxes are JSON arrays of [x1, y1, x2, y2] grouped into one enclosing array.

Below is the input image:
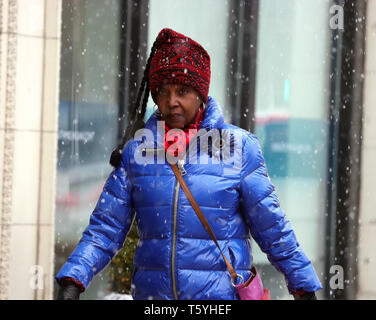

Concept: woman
[[56, 28, 322, 300]]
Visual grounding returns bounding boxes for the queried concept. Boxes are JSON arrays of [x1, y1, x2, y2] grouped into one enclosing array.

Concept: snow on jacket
[[56, 96, 322, 300]]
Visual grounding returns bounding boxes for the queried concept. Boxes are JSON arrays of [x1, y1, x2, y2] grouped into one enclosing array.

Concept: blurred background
[[0, 0, 374, 300]]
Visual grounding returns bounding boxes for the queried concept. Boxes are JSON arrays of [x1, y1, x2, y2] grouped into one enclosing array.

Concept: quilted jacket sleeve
[[55, 146, 134, 290], [239, 132, 322, 293]]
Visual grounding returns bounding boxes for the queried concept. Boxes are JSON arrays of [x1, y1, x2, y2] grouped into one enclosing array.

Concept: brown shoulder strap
[[170, 163, 237, 280]]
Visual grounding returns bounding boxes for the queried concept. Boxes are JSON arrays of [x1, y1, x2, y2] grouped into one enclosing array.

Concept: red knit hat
[[149, 28, 211, 103]]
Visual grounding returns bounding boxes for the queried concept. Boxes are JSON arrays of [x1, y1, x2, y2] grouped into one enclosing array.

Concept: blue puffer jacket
[[56, 96, 322, 299]]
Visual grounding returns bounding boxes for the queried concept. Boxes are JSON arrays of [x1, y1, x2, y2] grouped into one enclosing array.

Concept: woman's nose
[[167, 91, 179, 108]]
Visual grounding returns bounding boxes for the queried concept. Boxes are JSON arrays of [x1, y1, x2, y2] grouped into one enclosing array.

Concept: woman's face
[[155, 84, 202, 129]]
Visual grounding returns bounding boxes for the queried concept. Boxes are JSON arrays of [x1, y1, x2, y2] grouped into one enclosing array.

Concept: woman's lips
[[167, 114, 184, 122]]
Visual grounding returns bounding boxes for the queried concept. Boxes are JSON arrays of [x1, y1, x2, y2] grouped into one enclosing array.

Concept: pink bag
[[234, 266, 270, 300]]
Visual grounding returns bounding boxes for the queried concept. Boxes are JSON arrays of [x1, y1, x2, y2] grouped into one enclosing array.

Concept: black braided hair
[[109, 41, 158, 168]]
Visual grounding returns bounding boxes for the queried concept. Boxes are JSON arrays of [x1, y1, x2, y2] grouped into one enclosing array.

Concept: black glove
[[57, 278, 82, 300], [292, 291, 317, 300]]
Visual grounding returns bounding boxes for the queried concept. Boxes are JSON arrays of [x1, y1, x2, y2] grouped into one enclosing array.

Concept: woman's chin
[[166, 120, 185, 129]]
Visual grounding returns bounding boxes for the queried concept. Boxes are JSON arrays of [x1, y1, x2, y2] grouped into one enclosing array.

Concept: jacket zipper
[[170, 129, 210, 299], [171, 178, 180, 300]]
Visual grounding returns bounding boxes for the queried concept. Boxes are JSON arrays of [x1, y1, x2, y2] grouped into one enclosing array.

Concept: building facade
[[0, 0, 61, 299]]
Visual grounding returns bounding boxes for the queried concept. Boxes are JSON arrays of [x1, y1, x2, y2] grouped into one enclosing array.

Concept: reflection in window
[[55, 0, 121, 300], [254, 0, 331, 299]]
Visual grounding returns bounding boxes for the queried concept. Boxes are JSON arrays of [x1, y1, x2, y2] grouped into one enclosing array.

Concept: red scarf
[[164, 106, 204, 158]]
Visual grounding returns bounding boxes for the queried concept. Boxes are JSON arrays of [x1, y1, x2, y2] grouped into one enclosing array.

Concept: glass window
[[55, 0, 121, 300], [55, 0, 331, 300], [253, 0, 331, 299]]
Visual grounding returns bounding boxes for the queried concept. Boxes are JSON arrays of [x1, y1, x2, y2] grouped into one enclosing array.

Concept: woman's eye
[[158, 89, 167, 96], [178, 88, 189, 95]]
